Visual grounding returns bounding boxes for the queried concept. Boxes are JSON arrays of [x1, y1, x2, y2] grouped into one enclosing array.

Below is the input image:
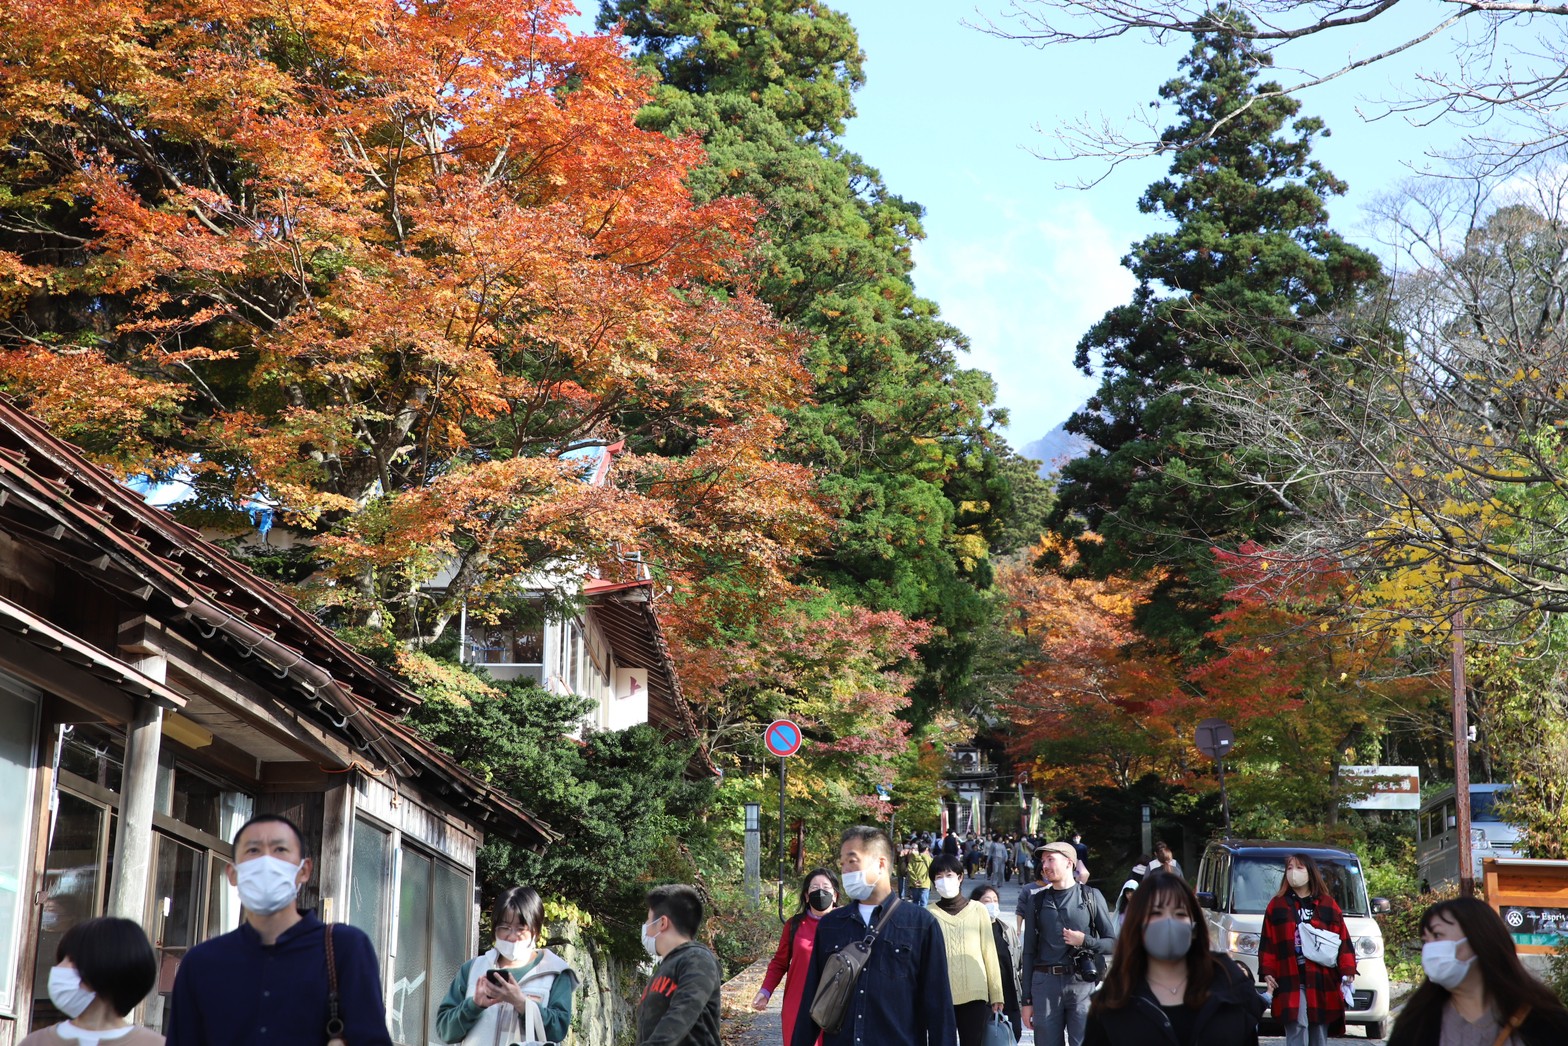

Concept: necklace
[[1147, 977, 1187, 998]]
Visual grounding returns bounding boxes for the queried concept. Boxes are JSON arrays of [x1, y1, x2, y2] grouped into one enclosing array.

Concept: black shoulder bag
[[808, 897, 901, 1034]]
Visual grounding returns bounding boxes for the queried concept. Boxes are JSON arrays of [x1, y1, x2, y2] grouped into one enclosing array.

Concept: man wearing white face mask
[[165, 814, 391, 1046], [1387, 897, 1568, 1046], [634, 883, 722, 1046], [789, 824, 956, 1046]]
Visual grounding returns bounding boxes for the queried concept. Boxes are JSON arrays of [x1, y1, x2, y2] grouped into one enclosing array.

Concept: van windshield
[[1229, 855, 1371, 917]]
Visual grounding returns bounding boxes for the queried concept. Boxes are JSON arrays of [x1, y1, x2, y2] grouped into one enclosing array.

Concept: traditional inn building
[[0, 398, 556, 1044]]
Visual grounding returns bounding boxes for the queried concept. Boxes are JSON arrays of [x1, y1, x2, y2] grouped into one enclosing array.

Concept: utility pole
[[1451, 578, 1474, 898]]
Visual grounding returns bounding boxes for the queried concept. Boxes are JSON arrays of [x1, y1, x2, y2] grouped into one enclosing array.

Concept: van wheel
[[1365, 1020, 1388, 1039]]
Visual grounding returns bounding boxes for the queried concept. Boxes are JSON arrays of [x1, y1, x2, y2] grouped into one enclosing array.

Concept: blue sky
[[574, 3, 1471, 450], [829, 2, 1467, 450]]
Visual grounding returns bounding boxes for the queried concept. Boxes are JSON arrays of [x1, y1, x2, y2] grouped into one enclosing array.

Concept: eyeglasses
[[495, 923, 528, 940]]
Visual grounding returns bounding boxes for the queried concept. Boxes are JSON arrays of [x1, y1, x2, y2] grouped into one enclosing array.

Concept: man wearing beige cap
[[1019, 841, 1115, 1046]]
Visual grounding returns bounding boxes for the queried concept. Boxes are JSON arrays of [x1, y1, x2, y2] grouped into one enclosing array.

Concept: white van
[[1195, 841, 1393, 1040]]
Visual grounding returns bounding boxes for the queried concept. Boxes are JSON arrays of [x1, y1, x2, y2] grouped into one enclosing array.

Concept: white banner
[[1341, 765, 1421, 810]]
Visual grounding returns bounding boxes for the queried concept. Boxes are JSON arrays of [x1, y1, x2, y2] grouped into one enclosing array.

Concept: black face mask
[[808, 888, 834, 912]]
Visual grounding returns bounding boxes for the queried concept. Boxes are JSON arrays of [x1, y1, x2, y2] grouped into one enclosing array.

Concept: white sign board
[[1341, 765, 1421, 810]]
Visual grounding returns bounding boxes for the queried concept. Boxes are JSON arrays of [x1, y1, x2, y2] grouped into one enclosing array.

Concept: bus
[[1416, 783, 1521, 890]]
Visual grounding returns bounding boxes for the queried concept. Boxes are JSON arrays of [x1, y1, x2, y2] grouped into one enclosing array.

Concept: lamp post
[[744, 802, 761, 907]]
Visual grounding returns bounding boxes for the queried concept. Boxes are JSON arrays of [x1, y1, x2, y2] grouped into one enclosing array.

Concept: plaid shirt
[[1259, 892, 1357, 1034]]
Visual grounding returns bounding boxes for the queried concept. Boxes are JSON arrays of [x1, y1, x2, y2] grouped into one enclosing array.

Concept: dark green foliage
[[1053, 21, 1384, 643], [404, 680, 714, 935], [599, 0, 865, 139]]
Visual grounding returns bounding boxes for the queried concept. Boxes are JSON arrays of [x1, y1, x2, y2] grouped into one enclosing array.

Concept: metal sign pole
[[777, 756, 788, 922]]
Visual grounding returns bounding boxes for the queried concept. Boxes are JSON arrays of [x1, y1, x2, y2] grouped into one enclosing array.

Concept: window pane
[[58, 726, 123, 793], [428, 863, 471, 1044], [206, 853, 240, 939], [391, 850, 432, 1046], [349, 818, 391, 956], [0, 687, 35, 1007], [33, 792, 106, 1006], [147, 834, 205, 1031]]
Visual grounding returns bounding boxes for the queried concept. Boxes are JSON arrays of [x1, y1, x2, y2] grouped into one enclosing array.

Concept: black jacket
[[1082, 956, 1263, 1046], [635, 941, 722, 1046]]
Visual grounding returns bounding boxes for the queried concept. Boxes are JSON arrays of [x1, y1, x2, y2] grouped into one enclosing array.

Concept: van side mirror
[[1371, 896, 1392, 915], [1196, 891, 1216, 910]]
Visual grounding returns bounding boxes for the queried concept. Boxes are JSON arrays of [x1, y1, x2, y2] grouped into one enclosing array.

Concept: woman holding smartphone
[[436, 885, 579, 1045]]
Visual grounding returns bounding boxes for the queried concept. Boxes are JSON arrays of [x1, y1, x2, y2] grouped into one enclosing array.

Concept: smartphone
[[486, 969, 513, 986]]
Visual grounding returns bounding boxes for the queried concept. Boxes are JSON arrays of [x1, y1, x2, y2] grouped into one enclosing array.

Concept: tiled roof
[[0, 398, 552, 847]]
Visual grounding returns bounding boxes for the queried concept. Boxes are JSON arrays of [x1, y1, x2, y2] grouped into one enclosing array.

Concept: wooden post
[[107, 699, 163, 919], [1450, 579, 1474, 898]]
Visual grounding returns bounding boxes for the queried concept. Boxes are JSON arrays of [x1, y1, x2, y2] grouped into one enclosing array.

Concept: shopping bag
[[981, 1013, 1014, 1046]]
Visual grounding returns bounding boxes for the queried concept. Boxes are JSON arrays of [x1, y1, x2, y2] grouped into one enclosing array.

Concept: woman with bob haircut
[[752, 867, 841, 1045], [435, 885, 578, 1045], [22, 916, 162, 1045], [1388, 897, 1568, 1046], [1083, 870, 1262, 1046], [1259, 853, 1356, 1046]]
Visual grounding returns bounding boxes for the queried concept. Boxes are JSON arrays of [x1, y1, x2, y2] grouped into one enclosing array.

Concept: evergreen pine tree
[[1053, 19, 1383, 643]]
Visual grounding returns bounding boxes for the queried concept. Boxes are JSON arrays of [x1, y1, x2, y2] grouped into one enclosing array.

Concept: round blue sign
[[765, 719, 802, 757]]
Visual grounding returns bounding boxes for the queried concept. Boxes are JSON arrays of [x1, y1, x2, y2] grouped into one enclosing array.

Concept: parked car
[[1417, 782, 1521, 890], [1195, 840, 1393, 1040]]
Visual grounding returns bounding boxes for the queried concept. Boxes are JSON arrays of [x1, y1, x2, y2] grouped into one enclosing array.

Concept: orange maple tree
[[998, 534, 1193, 792], [0, 0, 824, 641], [1191, 542, 1435, 822]]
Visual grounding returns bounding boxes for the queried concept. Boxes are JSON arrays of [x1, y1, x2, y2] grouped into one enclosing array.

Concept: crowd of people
[[32, 813, 1568, 1046], [748, 825, 1568, 1046]]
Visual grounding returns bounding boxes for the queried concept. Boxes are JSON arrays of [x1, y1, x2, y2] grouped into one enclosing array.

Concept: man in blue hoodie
[[166, 814, 391, 1046]]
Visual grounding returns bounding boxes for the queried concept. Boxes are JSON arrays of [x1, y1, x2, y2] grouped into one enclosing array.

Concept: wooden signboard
[[1482, 857, 1568, 954]]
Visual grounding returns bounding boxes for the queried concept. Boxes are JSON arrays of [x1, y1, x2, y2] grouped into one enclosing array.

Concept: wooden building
[[0, 400, 552, 1044]]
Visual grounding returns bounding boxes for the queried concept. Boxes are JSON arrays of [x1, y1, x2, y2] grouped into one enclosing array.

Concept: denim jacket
[[788, 897, 958, 1046]]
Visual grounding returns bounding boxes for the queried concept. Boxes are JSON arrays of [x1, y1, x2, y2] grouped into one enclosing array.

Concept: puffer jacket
[[1083, 955, 1263, 1046]]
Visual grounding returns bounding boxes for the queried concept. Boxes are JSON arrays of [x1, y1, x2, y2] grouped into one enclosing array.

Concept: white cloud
[[911, 196, 1136, 449]]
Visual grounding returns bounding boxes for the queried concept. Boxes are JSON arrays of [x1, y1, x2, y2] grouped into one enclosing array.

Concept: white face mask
[[984, 901, 1002, 921], [48, 965, 96, 1019], [494, 937, 518, 961], [842, 867, 878, 902], [1421, 938, 1476, 990], [234, 854, 303, 915], [1286, 867, 1309, 889], [934, 876, 961, 900], [641, 918, 663, 958]]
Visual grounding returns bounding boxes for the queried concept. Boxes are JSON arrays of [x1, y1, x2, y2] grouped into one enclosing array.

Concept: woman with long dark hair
[[971, 882, 1023, 1042], [1084, 871, 1262, 1046], [1259, 854, 1356, 1046], [752, 868, 840, 1045], [1388, 897, 1568, 1045]]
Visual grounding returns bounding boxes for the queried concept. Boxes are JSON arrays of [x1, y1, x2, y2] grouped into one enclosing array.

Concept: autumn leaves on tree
[[0, 0, 827, 644]]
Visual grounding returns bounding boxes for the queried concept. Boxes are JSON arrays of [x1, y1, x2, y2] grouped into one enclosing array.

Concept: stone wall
[[546, 915, 640, 1045]]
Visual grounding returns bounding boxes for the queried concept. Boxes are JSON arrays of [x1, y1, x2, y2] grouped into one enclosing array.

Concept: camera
[[1072, 948, 1101, 984]]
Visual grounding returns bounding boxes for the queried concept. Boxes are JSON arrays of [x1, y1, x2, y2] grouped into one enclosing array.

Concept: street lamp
[[743, 803, 761, 907]]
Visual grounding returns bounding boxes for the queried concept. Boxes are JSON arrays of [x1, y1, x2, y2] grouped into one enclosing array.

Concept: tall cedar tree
[[1053, 21, 1383, 645], [603, 0, 1039, 715]]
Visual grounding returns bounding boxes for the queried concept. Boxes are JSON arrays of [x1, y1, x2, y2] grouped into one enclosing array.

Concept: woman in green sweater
[[437, 885, 579, 1045], [928, 854, 1004, 1046]]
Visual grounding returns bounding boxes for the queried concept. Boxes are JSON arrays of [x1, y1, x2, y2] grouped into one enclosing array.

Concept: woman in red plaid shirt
[[1259, 854, 1357, 1046]]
